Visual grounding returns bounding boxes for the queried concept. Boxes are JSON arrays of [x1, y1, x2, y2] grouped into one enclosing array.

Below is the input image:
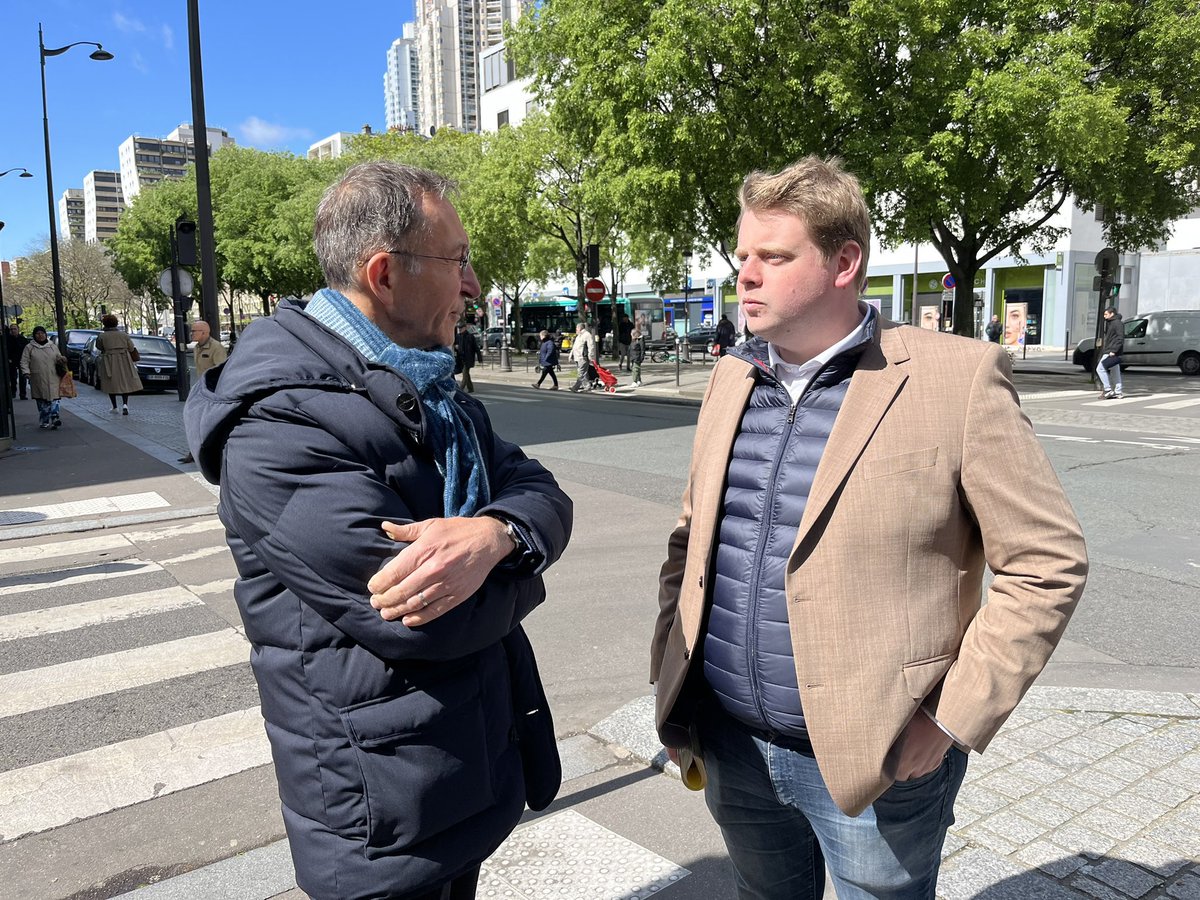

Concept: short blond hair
[[738, 156, 871, 286]]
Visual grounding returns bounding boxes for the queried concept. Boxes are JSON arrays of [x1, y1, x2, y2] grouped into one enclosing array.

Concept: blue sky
[[0, 0, 416, 258]]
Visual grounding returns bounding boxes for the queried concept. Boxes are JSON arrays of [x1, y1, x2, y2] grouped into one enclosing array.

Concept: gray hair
[[314, 161, 455, 290]]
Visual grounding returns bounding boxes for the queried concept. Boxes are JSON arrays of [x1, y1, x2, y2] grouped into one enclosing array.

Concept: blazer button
[[396, 393, 418, 413]]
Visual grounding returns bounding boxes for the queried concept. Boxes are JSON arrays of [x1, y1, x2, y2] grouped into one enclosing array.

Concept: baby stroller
[[592, 360, 618, 393]]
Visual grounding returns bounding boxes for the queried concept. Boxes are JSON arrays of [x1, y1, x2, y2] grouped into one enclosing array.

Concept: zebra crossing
[[1022, 388, 1200, 411], [0, 518, 271, 855]]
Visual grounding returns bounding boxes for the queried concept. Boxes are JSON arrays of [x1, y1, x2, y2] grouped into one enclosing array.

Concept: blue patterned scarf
[[305, 288, 489, 516]]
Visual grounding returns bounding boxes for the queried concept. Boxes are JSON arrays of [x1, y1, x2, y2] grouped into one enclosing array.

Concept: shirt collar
[[767, 303, 870, 379]]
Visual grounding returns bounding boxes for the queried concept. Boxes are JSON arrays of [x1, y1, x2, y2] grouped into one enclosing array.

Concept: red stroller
[[591, 360, 618, 393]]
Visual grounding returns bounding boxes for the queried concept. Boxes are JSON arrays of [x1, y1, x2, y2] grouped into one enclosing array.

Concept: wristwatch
[[499, 517, 521, 552]]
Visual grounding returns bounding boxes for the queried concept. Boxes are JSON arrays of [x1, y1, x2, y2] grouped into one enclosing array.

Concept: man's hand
[[367, 517, 512, 627], [891, 709, 954, 782]]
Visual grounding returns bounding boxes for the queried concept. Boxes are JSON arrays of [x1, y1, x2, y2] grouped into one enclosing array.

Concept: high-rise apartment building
[[385, 24, 421, 132], [118, 124, 234, 201], [307, 132, 357, 161], [83, 170, 126, 243], [58, 189, 85, 241]]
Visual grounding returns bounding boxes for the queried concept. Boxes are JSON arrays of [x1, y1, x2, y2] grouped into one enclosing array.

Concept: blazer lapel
[[794, 325, 910, 550]]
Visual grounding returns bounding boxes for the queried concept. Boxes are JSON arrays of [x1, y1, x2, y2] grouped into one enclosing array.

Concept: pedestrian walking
[[651, 156, 1087, 900], [179, 320, 229, 463], [532, 329, 559, 389], [1097, 306, 1125, 399], [617, 313, 633, 371], [453, 321, 482, 393], [630, 327, 646, 387], [984, 313, 1003, 343], [569, 321, 596, 392], [6, 324, 30, 400], [715, 313, 736, 357], [96, 314, 142, 416], [19, 326, 67, 429], [184, 161, 573, 900]]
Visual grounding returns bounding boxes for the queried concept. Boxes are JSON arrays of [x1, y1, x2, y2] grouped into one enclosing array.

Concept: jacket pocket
[[902, 653, 956, 702], [340, 667, 496, 853], [862, 446, 938, 480]]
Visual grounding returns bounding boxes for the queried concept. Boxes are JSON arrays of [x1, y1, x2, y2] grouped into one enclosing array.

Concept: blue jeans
[[35, 398, 60, 426], [698, 707, 967, 899], [1096, 356, 1122, 393]]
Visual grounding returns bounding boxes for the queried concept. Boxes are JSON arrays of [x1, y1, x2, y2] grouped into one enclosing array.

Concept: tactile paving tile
[[480, 809, 690, 899]]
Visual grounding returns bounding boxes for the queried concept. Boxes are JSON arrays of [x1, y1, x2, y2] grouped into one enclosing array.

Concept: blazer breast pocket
[[861, 446, 939, 480]]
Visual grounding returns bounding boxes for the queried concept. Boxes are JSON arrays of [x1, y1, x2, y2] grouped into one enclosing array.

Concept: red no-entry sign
[[584, 278, 607, 302]]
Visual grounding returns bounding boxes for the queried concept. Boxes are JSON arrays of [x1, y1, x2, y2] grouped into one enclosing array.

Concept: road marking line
[[0, 561, 163, 598], [0, 533, 133, 566], [0, 587, 203, 643], [0, 706, 269, 841], [1144, 397, 1200, 410], [123, 519, 225, 543], [188, 578, 237, 595], [1080, 393, 1184, 407], [1021, 390, 1096, 402], [0, 492, 169, 527], [0, 629, 248, 719], [158, 546, 230, 565]]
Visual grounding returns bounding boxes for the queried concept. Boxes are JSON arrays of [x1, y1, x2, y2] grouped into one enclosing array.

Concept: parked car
[[81, 334, 180, 391], [1072, 309, 1200, 375], [48, 328, 101, 376], [484, 326, 507, 349]]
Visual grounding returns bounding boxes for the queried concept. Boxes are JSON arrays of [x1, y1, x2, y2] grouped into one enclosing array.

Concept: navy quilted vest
[[702, 329, 871, 737]]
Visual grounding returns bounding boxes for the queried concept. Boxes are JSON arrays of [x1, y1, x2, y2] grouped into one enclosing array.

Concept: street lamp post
[[39, 23, 114, 344]]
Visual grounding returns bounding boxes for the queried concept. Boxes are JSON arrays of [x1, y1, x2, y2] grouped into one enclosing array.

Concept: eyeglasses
[[386, 247, 471, 273]]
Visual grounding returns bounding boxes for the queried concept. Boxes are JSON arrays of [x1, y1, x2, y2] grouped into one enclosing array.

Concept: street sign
[[584, 278, 607, 302], [157, 267, 195, 297], [941, 273, 956, 290]]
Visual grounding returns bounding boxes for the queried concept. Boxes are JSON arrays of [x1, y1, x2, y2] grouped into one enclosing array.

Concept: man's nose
[[463, 263, 482, 297], [738, 258, 761, 287]]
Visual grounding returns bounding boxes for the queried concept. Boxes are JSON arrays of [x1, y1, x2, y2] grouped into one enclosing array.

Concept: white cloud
[[239, 117, 314, 148], [131, 51, 149, 74], [112, 12, 147, 34], [161, 24, 175, 51]]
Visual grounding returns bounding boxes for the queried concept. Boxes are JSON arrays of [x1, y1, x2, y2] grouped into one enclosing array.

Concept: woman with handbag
[[19, 326, 68, 429], [96, 314, 143, 415]]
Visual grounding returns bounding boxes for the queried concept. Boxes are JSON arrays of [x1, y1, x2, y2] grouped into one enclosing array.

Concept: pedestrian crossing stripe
[[1145, 397, 1200, 411], [1080, 392, 1183, 407], [0, 628, 248, 719], [0, 491, 169, 527], [0, 533, 132, 566], [0, 586, 204, 643], [0, 560, 163, 597], [0, 706, 270, 841]]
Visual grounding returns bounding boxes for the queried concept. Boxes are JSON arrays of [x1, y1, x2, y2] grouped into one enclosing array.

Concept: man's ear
[[833, 241, 863, 291], [359, 251, 395, 299]]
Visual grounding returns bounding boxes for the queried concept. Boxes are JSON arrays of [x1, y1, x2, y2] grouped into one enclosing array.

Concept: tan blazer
[[650, 320, 1087, 816]]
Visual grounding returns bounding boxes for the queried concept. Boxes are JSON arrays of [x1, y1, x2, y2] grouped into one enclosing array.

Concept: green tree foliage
[[109, 175, 197, 300], [513, 0, 1200, 334], [209, 147, 326, 313], [7, 239, 135, 330]]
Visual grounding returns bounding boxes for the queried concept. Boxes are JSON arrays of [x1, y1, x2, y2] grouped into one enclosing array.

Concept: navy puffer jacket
[[184, 300, 572, 900], [703, 319, 874, 738]]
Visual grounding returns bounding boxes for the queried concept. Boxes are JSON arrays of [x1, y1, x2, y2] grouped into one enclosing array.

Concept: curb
[[0, 505, 218, 542]]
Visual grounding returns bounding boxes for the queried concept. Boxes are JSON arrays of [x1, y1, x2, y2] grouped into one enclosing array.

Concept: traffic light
[[175, 216, 197, 267], [586, 243, 600, 278]]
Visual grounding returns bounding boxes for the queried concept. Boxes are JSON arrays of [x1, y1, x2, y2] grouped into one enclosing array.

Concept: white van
[[1073, 309, 1200, 375]]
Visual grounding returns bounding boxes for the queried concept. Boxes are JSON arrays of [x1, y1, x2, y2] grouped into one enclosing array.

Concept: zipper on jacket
[[742, 361, 835, 730], [743, 382, 800, 729]]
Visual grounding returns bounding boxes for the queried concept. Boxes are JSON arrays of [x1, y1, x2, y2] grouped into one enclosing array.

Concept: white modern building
[[118, 124, 234, 201], [307, 132, 356, 161], [83, 170, 125, 243], [416, 0, 528, 135], [478, 39, 536, 132], [58, 189, 85, 241], [385, 24, 421, 132]]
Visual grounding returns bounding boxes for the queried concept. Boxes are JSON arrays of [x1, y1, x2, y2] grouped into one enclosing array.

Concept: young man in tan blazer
[[650, 157, 1087, 899]]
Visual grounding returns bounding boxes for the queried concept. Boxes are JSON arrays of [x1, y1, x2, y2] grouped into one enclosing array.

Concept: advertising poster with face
[[1004, 302, 1028, 346], [919, 305, 940, 330]]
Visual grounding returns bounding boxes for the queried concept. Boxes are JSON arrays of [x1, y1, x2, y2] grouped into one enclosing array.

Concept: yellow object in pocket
[[677, 725, 707, 791]]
